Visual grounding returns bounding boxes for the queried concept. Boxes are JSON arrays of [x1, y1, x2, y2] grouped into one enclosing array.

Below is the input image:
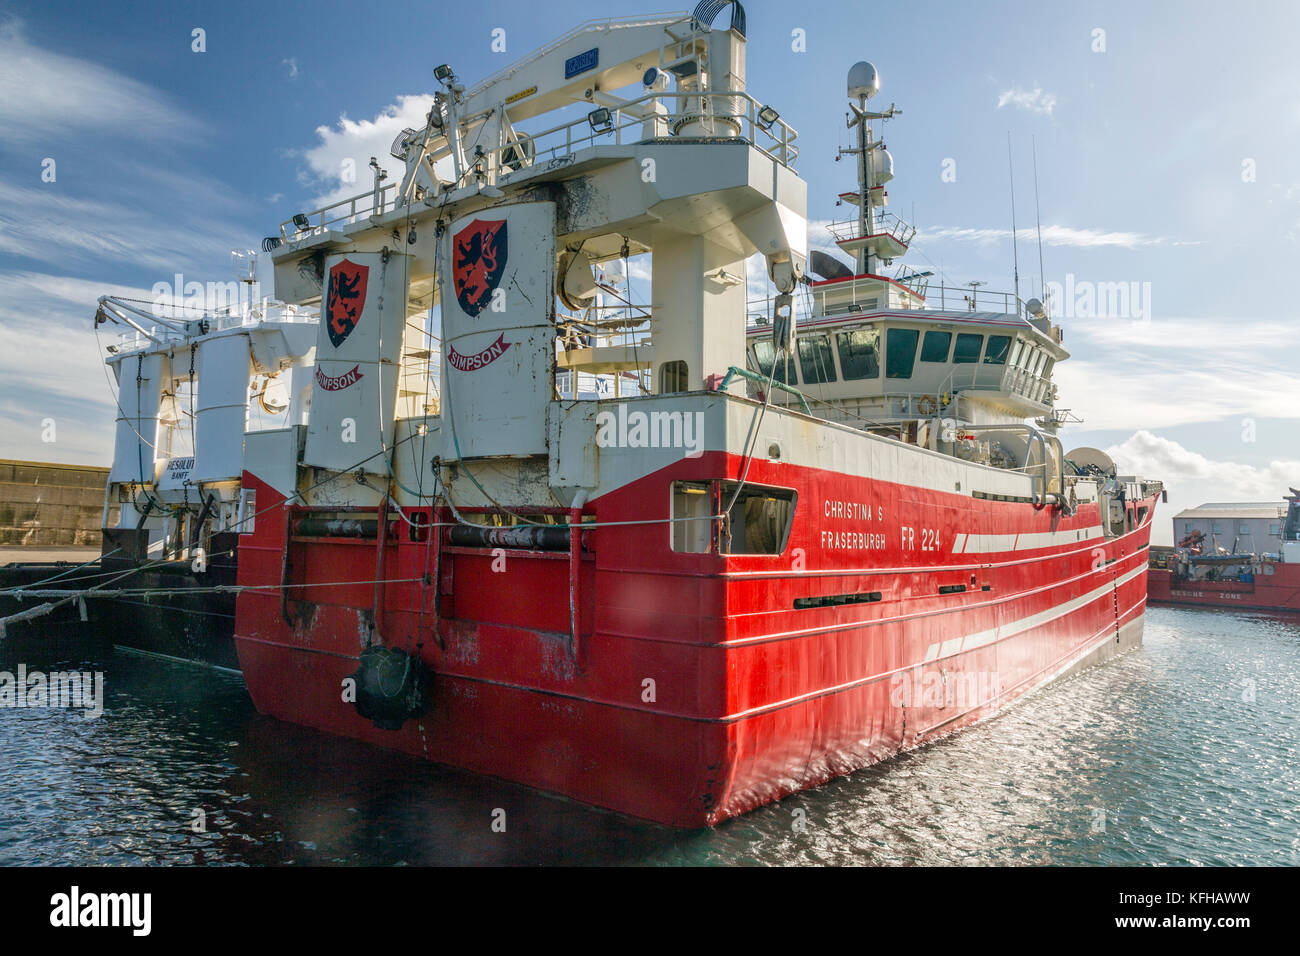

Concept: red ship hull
[[234, 452, 1158, 828], [1148, 565, 1300, 612]]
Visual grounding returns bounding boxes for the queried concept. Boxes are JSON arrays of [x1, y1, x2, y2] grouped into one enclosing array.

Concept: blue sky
[[1, 0, 1298, 542]]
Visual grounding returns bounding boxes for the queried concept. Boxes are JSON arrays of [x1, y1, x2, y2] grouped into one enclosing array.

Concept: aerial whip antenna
[[1007, 131, 1020, 303], [1032, 134, 1047, 309]]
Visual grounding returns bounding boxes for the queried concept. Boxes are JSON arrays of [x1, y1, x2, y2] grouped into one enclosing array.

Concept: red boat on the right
[[1149, 490, 1300, 612]]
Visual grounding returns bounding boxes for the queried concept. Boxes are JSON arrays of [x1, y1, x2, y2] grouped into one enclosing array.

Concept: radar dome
[[1066, 447, 1117, 477], [848, 61, 880, 100], [1026, 297, 1046, 318]]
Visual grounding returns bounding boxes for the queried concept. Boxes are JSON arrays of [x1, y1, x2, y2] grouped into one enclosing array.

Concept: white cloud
[[283, 58, 299, 80], [1054, 355, 1297, 432], [296, 94, 437, 208], [0, 271, 161, 464], [1067, 314, 1293, 353], [0, 318, 117, 465], [0, 271, 149, 316], [1104, 430, 1299, 543], [1049, 309, 1299, 432], [1107, 430, 1300, 495], [917, 224, 1166, 250], [996, 85, 1058, 117], [0, 179, 248, 277], [0, 19, 199, 143]]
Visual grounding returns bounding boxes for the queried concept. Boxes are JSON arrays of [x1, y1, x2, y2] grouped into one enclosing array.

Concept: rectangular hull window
[[672, 481, 798, 555], [236, 489, 256, 533], [720, 482, 797, 555], [671, 480, 713, 553]]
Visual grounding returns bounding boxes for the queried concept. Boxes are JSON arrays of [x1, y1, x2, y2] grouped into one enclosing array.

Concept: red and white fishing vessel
[[1149, 492, 1300, 612], [233, 5, 1164, 827]]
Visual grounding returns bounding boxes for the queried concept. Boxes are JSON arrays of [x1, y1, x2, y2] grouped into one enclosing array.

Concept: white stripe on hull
[[924, 561, 1145, 662], [953, 526, 1104, 554]]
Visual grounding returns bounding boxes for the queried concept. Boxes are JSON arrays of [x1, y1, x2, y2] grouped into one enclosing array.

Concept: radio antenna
[[1032, 134, 1047, 307], [1007, 131, 1020, 303]]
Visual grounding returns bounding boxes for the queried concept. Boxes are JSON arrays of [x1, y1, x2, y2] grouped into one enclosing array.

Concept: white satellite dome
[[869, 147, 894, 184], [847, 61, 880, 100]]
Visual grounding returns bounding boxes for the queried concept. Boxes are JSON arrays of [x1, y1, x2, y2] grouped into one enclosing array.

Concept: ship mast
[[841, 62, 900, 275]]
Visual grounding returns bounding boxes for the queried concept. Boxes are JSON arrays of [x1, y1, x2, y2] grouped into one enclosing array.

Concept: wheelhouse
[[746, 278, 1067, 433]]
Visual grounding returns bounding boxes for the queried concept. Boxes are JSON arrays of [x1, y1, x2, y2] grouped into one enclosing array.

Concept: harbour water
[[0, 606, 1295, 866]]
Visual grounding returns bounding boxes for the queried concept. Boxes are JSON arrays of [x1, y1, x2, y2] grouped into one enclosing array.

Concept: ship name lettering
[[822, 499, 881, 521], [820, 530, 887, 551]]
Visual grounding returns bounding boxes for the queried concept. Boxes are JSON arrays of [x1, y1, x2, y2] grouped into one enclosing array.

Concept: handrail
[[280, 181, 401, 239], [748, 281, 1037, 326], [825, 212, 915, 246], [277, 88, 798, 241], [957, 423, 1066, 509]]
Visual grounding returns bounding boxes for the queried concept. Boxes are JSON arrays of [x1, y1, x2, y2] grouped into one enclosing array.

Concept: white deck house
[[1174, 502, 1288, 554]]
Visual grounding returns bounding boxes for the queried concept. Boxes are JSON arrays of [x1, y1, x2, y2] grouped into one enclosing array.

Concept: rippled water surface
[[1, 606, 1296, 865]]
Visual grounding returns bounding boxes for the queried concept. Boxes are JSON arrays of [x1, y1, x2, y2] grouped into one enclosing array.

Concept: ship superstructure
[[229, 4, 1164, 826], [88, 271, 320, 667]]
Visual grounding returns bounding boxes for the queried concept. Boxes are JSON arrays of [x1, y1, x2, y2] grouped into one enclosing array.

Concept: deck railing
[[747, 282, 1035, 329], [278, 89, 798, 240], [825, 212, 916, 246]]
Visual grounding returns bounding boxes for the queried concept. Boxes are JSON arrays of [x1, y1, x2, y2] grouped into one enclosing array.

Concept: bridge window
[[752, 340, 796, 386], [797, 334, 837, 384], [835, 328, 880, 380], [983, 335, 1012, 364], [919, 330, 952, 363], [1008, 340, 1024, 366], [885, 328, 919, 379], [953, 333, 983, 364]]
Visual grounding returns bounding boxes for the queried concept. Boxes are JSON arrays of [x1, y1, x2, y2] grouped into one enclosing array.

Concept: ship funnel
[[848, 61, 880, 100]]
